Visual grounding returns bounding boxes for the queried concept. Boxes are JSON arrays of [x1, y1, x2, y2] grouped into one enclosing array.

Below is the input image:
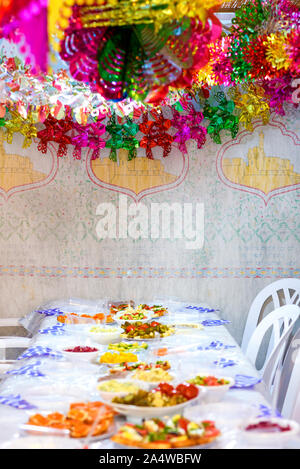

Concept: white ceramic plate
[[185, 374, 235, 403], [100, 395, 200, 419], [239, 417, 300, 445], [97, 379, 149, 400], [88, 326, 123, 344], [114, 310, 153, 325]]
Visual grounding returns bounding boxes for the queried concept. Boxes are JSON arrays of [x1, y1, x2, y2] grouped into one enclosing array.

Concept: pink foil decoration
[[171, 103, 207, 154], [261, 72, 298, 115], [71, 119, 107, 160]]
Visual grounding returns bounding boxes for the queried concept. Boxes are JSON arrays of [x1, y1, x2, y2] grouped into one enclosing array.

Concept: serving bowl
[[114, 310, 153, 325], [88, 326, 122, 345], [239, 417, 300, 447], [60, 345, 100, 362], [97, 378, 149, 400], [101, 394, 201, 419], [186, 373, 235, 403]]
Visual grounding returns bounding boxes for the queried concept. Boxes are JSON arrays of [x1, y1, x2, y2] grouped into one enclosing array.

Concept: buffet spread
[[0, 299, 299, 449]]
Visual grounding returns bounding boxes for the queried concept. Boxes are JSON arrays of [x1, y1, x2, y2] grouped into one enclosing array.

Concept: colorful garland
[[0, 0, 299, 158]]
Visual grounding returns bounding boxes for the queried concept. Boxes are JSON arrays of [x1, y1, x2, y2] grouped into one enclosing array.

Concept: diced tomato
[[178, 418, 189, 432], [204, 427, 220, 438], [150, 321, 160, 327], [156, 382, 174, 395], [156, 420, 165, 429]]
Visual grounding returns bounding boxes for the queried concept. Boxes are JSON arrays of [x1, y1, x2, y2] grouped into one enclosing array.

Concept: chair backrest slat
[[242, 279, 300, 353], [245, 305, 300, 374]]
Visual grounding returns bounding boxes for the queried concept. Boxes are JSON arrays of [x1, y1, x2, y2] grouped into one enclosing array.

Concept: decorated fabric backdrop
[[0, 111, 299, 344]]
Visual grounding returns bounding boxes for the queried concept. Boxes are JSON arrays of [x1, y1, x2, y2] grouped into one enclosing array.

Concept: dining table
[[0, 298, 299, 450]]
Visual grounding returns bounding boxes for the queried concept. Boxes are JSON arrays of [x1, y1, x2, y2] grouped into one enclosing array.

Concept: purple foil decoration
[[171, 106, 207, 153]]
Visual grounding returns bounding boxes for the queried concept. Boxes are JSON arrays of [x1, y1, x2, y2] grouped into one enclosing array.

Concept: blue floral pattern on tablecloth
[[197, 340, 237, 351], [0, 394, 37, 410], [202, 319, 231, 326], [35, 308, 64, 317], [6, 360, 45, 377], [256, 404, 282, 418], [185, 306, 217, 313], [213, 358, 238, 368], [231, 374, 262, 389], [17, 346, 64, 361], [38, 323, 66, 335]]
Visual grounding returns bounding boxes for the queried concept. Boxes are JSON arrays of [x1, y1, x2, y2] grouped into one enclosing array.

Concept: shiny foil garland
[[139, 110, 174, 159], [37, 114, 73, 157], [203, 92, 239, 144], [105, 114, 139, 161], [54, 0, 227, 33], [4, 110, 37, 148], [171, 102, 207, 153], [59, 2, 223, 102], [71, 119, 107, 160], [229, 84, 270, 131]]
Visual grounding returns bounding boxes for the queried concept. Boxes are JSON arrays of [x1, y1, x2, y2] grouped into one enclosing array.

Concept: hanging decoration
[[58, 1, 223, 102], [0, 0, 299, 158], [203, 91, 239, 144], [229, 84, 270, 131], [37, 113, 73, 158], [139, 110, 174, 159], [171, 100, 207, 153], [71, 118, 107, 160], [105, 114, 139, 161]]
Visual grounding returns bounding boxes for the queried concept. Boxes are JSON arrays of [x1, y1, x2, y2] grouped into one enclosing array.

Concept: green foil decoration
[[105, 114, 139, 161], [203, 91, 239, 145]]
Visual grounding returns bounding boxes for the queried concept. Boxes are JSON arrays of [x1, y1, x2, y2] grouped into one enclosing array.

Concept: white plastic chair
[[244, 305, 300, 377], [274, 328, 300, 422], [0, 317, 31, 376], [260, 320, 298, 406], [242, 279, 300, 353]]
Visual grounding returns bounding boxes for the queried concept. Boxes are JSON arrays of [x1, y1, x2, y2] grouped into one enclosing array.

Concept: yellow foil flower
[[264, 33, 292, 71], [230, 84, 270, 132]]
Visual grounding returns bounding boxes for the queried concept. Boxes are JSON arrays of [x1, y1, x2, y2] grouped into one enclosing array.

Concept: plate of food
[[102, 382, 201, 418], [97, 379, 149, 400], [120, 321, 175, 340], [107, 360, 171, 378], [60, 345, 100, 362], [239, 417, 300, 445], [88, 325, 122, 345], [21, 401, 116, 441], [107, 341, 148, 353], [147, 305, 169, 318], [114, 306, 153, 324], [111, 414, 220, 448], [186, 374, 235, 403], [57, 312, 115, 325], [98, 351, 139, 365], [130, 367, 175, 386]]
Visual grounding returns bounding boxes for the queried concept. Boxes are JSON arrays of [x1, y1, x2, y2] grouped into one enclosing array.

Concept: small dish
[[239, 417, 300, 446], [61, 346, 100, 362], [186, 373, 235, 403], [88, 326, 122, 344], [97, 378, 149, 400], [101, 395, 200, 419]]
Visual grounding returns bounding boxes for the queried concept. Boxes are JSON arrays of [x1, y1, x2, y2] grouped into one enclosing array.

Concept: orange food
[[56, 312, 113, 325], [155, 347, 168, 356], [26, 401, 115, 439]]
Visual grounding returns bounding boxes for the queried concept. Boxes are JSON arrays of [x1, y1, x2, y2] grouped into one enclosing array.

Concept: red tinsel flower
[[139, 110, 173, 160], [289, 29, 300, 75], [37, 114, 73, 158]]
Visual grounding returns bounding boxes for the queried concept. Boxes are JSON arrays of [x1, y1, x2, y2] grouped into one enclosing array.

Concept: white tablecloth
[[0, 299, 299, 449]]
